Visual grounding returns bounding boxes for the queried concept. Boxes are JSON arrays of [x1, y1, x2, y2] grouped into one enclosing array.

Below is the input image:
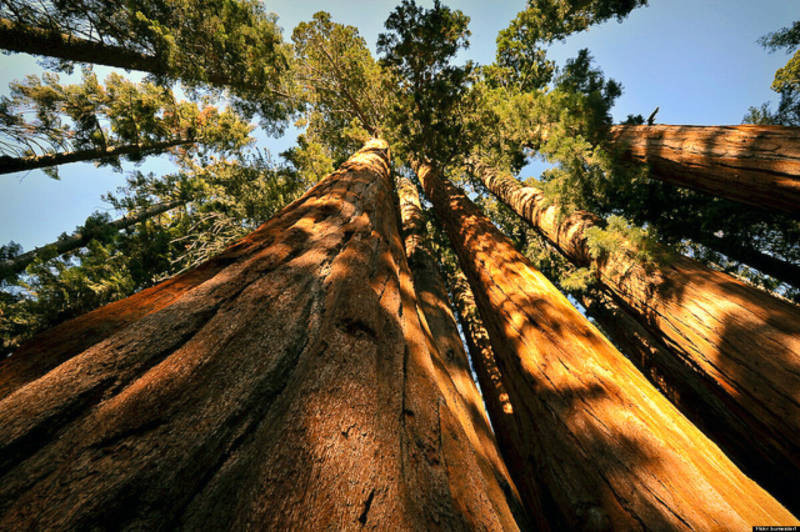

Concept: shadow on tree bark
[[419, 161, 797, 529], [0, 140, 522, 530]]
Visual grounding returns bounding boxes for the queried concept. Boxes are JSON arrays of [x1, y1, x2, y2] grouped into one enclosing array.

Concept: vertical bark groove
[[0, 140, 517, 530], [418, 160, 797, 530], [445, 266, 554, 531], [397, 176, 527, 530], [477, 163, 800, 513]]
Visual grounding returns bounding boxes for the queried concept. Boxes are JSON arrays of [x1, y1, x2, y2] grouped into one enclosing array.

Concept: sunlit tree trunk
[[476, 163, 800, 513], [0, 139, 194, 175], [0, 199, 185, 281], [0, 140, 519, 530], [579, 289, 791, 497], [396, 177, 527, 529], [609, 124, 800, 215], [417, 159, 797, 529], [444, 265, 552, 531]]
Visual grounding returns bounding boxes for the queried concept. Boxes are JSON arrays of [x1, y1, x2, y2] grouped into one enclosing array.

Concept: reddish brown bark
[[418, 160, 797, 529], [608, 124, 800, 215], [0, 141, 519, 529], [445, 266, 552, 530], [397, 177, 528, 529], [580, 289, 791, 493], [477, 164, 800, 513]]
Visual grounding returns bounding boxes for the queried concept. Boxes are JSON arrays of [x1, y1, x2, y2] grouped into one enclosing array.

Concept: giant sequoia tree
[[1, 0, 799, 528], [0, 140, 528, 529]]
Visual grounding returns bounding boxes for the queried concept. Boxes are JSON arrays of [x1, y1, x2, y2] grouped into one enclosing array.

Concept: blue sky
[[0, 1, 796, 251]]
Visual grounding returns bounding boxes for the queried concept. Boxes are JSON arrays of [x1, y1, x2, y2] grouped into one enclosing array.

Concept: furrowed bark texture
[[580, 289, 789, 490], [0, 140, 516, 530], [581, 290, 699, 409], [396, 177, 526, 530], [0, 199, 185, 281], [444, 266, 551, 531], [608, 124, 800, 215], [417, 160, 797, 530], [0, 139, 194, 175], [478, 165, 800, 513]]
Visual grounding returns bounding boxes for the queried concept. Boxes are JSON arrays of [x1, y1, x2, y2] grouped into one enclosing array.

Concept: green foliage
[[0, 70, 254, 175], [584, 214, 670, 267], [0, 0, 298, 128], [745, 20, 800, 126], [286, 11, 391, 173], [292, 12, 388, 137], [1, 150, 305, 354], [377, 0, 478, 164], [559, 266, 595, 292], [475, 2, 798, 302], [489, 0, 646, 90], [281, 134, 336, 186]]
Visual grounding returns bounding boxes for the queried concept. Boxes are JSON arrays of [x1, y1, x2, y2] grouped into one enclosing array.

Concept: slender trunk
[[608, 124, 800, 215], [0, 199, 185, 281], [396, 177, 527, 530], [477, 164, 800, 514], [0, 18, 168, 74], [0, 140, 517, 529], [679, 226, 800, 290], [444, 265, 552, 531], [417, 160, 796, 529], [0, 138, 194, 175], [0, 18, 287, 97]]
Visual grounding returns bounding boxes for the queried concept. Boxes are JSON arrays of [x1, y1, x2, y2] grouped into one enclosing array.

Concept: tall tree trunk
[[0, 18, 169, 74], [579, 289, 793, 495], [0, 138, 194, 175], [608, 124, 800, 215], [580, 290, 693, 409], [444, 265, 552, 531], [396, 177, 528, 530], [0, 199, 185, 281], [678, 225, 800, 290], [476, 163, 800, 513], [417, 160, 797, 529], [0, 18, 286, 96], [0, 140, 518, 530]]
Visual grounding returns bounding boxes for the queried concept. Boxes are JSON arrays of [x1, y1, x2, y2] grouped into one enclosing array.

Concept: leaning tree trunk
[[0, 199, 185, 281], [0, 18, 169, 74], [0, 18, 271, 94], [416, 160, 796, 529], [0, 140, 522, 530], [608, 124, 800, 216], [396, 177, 529, 530], [444, 265, 553, 530], [579, 289, 784, 482], [476, 163, 800, 514], [677, 225, 800, 290], [0, 138, 194, 175]]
